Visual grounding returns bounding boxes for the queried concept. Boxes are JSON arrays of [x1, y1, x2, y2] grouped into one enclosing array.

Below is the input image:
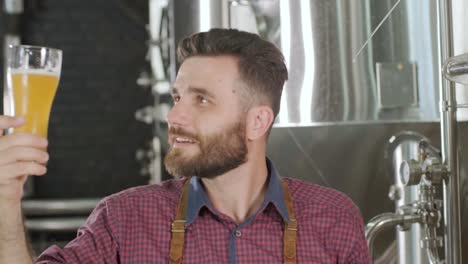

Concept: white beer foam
[[9, 69, 60, 77]]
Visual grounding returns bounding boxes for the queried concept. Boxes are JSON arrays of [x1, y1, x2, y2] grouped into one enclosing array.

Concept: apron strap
[[168, 177, 297, 264], [169, 178, 191, 264], [281, 178, 297, 264]]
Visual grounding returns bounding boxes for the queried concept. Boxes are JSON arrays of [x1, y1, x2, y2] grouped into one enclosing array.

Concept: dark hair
[[177, 28, 288, 118]]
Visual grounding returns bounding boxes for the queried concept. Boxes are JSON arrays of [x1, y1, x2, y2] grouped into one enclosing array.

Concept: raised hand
[[0, 115, 49, 204]]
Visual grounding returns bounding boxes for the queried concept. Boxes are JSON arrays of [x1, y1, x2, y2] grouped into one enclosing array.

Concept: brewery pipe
[[365, 212, 422, 259], [436, 0, 462, 262]]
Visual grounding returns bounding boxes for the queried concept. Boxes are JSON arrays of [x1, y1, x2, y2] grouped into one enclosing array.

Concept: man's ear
[[246, 106, 274, 140]]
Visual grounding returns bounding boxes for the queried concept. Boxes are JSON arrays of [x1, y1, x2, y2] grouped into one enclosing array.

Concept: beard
[[164, 120, 248, 179]]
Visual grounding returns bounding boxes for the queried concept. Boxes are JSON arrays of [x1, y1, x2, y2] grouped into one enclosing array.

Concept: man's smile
[[171, 135, 199, 148]]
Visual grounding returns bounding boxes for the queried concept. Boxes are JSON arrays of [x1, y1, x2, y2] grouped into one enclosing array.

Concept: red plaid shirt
[[36, 160, 370, 263]]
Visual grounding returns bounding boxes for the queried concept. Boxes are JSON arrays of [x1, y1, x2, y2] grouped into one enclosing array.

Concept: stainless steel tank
[[149, 0, 468, 262]]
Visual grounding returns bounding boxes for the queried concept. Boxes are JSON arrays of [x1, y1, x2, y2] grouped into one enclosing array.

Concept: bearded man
[[0, 28, 370, 263]]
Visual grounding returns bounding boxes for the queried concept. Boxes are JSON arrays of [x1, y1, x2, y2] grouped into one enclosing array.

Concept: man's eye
[[197, 95, 208, 104], [172, 96, 180, 103]]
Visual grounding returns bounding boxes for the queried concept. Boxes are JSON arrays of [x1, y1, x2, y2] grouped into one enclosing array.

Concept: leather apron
[[168, 178, 297, 264]]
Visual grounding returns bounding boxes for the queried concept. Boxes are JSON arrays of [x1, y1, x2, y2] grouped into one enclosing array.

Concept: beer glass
[[4, 45, 62, 137]]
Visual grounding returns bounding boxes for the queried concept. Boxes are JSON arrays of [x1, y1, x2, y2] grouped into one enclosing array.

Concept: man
[[0, 29, 370, 263]]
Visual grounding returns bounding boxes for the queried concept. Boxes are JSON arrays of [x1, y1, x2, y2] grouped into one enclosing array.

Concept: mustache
[[168, 127, 199, 141]]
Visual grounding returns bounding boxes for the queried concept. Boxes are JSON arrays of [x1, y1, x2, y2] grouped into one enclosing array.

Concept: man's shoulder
[[283, 177, 369, 262], [283, 177, 362, 219]]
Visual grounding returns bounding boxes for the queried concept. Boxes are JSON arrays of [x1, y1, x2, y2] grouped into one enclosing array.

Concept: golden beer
[[11, 70, 59, 137]]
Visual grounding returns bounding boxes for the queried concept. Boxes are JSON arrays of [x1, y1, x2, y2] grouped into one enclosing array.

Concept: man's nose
[[167, 101, 189, 127]]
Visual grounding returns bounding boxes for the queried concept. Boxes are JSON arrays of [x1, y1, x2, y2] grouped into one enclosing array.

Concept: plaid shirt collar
[[186, 158, 290, 226]]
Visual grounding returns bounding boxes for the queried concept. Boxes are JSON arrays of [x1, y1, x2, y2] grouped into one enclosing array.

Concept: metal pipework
[[443, 53, 468, 85], [436, 0, 463, 262], [367, 139, 447, 263], [400, 141, 447, 187], [419, 140, 442, 159], [424, 227, 444, 264], [400, 143, 446, 264], [366, 212, 422, 259], [384, 132, 431, 263], [366, 184, 444, 263]]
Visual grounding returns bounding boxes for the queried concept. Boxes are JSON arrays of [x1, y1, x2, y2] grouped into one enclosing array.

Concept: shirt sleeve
[[35, 199, 119, 264], [333, 207, 371, 264], [344, 212, 371, 264]]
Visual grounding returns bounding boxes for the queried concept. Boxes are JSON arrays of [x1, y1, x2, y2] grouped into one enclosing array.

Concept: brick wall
[[2, 0, 154, 198]]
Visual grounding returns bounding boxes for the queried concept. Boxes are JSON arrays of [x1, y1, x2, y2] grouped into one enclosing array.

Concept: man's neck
[[200, 156, 269, 224]]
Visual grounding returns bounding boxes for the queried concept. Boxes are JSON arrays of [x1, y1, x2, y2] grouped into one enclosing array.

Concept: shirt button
[[235, 230, 242, 237]]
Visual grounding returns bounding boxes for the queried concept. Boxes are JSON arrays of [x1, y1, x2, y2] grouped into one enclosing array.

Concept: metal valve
[[422, 157, 447, 185], [399, 159, 423, 186], [421, 236, 444, 249]]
